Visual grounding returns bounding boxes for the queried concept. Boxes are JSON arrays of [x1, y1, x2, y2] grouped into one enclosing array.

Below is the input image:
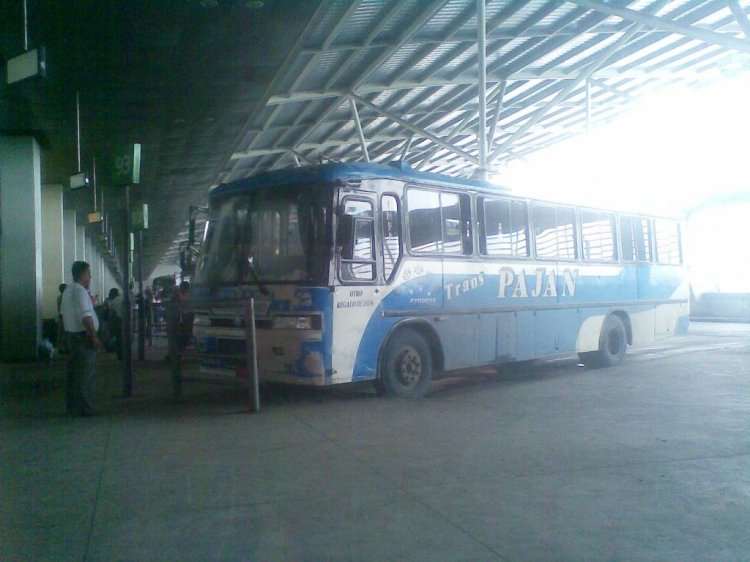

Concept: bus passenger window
[[620, 216, 652, 262], [480, 198, 529, 257], [581, 211, 617, 261], [654, 220, 681, 264], [534, 205, 577, 260], [407, 188, 471, 255], [442, 193, 462, 254], [381, 195, 401, 282]]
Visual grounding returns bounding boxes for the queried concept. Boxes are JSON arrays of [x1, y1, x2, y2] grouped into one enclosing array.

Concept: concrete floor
[[1, 322, 749, 561]]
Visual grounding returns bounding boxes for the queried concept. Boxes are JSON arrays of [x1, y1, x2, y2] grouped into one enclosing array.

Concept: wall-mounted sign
[[6, 47, 46, 84], [132, 204, 149, 230], [112, 143, 141, 186], [69, 171, 89, 190]]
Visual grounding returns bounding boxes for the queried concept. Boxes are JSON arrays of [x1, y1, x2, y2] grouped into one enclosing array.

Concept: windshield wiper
[[247, 256, 270, 295]]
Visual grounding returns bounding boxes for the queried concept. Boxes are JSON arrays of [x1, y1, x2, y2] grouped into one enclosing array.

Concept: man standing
[[61, 261, 104, 416]]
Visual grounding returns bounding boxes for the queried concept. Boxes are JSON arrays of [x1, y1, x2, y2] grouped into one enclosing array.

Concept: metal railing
[[165, 298, 260, 413]]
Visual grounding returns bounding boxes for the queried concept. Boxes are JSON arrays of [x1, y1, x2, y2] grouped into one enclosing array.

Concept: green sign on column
[[132, 204, 149, 230], [112, 143, 141, 186]]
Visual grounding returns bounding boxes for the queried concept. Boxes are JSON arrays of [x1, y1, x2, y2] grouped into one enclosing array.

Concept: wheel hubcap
[[397, 346, 422, 386]]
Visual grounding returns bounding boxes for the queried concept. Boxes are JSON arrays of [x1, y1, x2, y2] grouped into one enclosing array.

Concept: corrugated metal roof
[[163, 0, 750, 263]]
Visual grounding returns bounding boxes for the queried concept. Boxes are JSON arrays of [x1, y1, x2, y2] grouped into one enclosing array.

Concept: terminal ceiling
[[2, 0, 749, 277]]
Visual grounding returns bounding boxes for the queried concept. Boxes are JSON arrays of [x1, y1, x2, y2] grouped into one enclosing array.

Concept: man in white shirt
[[61, 261, 104, 416]]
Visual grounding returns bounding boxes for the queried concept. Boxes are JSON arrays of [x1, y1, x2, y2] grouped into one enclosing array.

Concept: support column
[[476, 0, 488, 175], [0, 135, 43, 360], [85, 235, 94, 297], [76, 221, 86, 260], [63, 210, 77, 276], [41, 185, 64, 319]]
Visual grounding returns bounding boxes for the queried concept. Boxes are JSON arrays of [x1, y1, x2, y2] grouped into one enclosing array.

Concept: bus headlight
[[271, 315, 320, 330]]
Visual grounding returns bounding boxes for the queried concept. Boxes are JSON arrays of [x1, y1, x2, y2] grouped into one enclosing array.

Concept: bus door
[[331, 191, 380, 382], [619, 215, 650, 302]]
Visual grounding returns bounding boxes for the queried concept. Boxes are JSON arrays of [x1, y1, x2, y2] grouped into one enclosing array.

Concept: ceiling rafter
[[568, 0, 750, 54]]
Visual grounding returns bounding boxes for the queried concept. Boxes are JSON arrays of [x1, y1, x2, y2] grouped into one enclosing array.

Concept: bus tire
[[580, 315, 627, 368], [379, 328, 433, 398]]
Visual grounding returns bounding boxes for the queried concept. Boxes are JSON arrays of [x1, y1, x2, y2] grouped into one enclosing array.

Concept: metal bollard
[[244, 298, 260, 413]]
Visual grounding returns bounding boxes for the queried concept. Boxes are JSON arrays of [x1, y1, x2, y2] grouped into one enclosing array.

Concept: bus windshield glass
[[193, 184, 332, 287]]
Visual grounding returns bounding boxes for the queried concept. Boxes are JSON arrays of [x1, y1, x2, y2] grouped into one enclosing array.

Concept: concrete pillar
[[76, 220, 86, 260], [63, 210, 77, 275], [41, 185, 64, 319], [0, 135, 43, 360]]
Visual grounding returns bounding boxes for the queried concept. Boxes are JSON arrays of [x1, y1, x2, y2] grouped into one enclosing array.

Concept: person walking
[[60, 261, 104, 416]]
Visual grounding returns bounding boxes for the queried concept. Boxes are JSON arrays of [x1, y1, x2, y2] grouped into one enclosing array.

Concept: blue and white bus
[[191, 162, 688, 397]]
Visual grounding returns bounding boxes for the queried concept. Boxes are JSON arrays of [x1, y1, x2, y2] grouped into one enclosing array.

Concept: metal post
[[586, 79, 592, 133], [400, 136, 413, 161], [167, 302, 182, 400], [351, 93, 479, 165], [348, 97, 370, 162], [477, 0, 487, 173], [23, 0, 28, 51], [488, 80, 507, 148], [92, 156, 98, 211], [122, 185, 132, 397], [76, 92, 81, 173], [245, 298, 260, 413], [137, 230, 145, 360]]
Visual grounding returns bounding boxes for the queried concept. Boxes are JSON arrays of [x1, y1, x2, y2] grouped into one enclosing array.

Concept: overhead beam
[[266, 67, 721, 106], [300, 22, 748, 56], [588, 78, 634, 101], [223, 0, 336, 180], [488, 80, 507, 147], [567, 0, 750, 55], [727, 0, 750, 40], [417, 82, 505, 170], [488, 20, 647, 164], [348, 96, 370, 162], [351, 1, 452, 90], [350, 93, 479, 165], [286, 0, 364, 95], [322, 1, 404, 91]]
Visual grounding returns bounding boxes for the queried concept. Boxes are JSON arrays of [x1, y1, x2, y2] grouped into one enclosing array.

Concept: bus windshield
[[193, 184, 332, 288]]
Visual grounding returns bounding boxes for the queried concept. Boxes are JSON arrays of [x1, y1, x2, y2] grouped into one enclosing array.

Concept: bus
[[190, 162, 688, 397]]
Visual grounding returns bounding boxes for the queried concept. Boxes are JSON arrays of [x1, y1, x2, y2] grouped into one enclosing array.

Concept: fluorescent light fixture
[[7, 47, 45, 84]]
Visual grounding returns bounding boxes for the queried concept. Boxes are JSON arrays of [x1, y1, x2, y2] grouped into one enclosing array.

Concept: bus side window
[[581, 211, 617, 261], [479, 197, 529, 257], [381, 195, 401, 282], [654, 220, 681, 264], [620, 215, 652, 263], [534, 205, 577, 260], [441, 192, 462, 254]]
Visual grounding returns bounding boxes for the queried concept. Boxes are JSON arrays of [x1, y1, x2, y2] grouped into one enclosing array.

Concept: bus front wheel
[[378, 329, 433, 398], [579, 315, 627, 368]]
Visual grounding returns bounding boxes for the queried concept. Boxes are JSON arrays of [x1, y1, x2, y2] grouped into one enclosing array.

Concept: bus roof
[[210, 162, 510, 199]]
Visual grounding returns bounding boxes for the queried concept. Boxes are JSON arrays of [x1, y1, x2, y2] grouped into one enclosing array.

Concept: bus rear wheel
[[378, 329, 433, 398], [579, 315, 627, 368]]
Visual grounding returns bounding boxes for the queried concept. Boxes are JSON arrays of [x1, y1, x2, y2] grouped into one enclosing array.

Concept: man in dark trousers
[[60, 261, 104, 416]]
